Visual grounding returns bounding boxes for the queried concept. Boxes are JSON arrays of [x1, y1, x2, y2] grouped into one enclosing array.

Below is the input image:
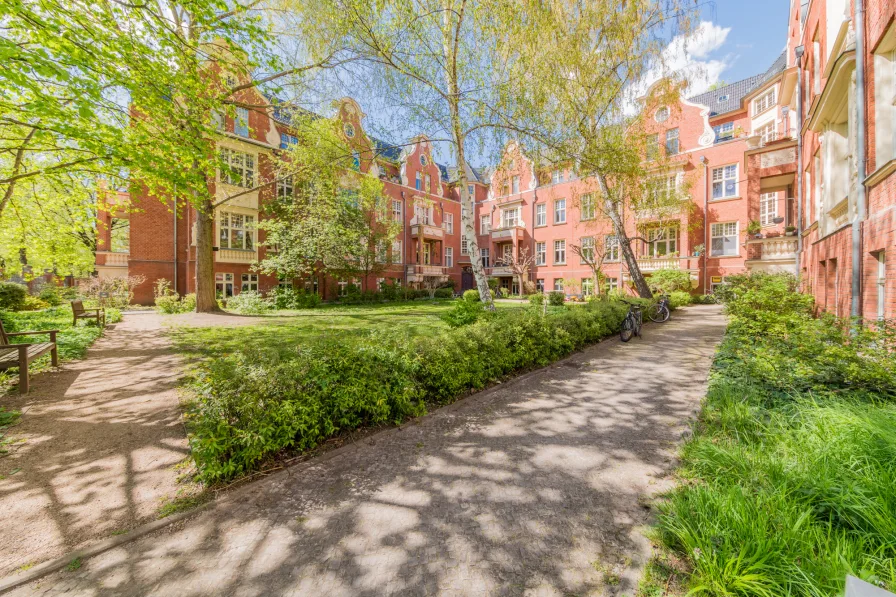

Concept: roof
[[448, 163, 489, 184], [687, 51, 786, 116]]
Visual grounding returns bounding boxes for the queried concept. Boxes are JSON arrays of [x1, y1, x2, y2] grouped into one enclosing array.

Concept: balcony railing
[[406, 264, 448, 277], [490, 225, 525, 240], [487, 266, 514, 276], [636, 256, 680, 271], [409, 223, 444, 239], [95, 251, 129, 267], [745, 236, 798, 262]]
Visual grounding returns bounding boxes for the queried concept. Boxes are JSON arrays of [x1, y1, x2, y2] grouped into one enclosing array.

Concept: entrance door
[[461, 268, 475, 291]]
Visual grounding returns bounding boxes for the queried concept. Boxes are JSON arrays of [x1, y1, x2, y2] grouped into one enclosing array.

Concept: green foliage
[[185, 300, 628, 482], [647, 268, 692, 295], [440, 298, 485, 328], [691, 294, 718, 305], [225, 291, 272, 315], [548, 291, 565, 306], [463, 289, 481, 302], [20, 295, 50, 311], [668, 291, 692, 310], [270, 287, 321, 310], [528, 293, 545, 306], [154, 278, 196, 314], [652, 272, 896, 596], [37, 286, 64, 306], [0, 282, 27, 311]]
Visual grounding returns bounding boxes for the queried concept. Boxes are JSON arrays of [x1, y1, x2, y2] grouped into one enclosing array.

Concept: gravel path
[[7, 304, 726, 596], [0, 313, 188, 578]]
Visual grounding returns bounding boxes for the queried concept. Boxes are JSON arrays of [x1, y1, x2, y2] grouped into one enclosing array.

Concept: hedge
[[186, 299, 628, 482]]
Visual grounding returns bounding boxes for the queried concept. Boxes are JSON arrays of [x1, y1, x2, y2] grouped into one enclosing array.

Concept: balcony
[[410, 223, 444, 239], [490, 225, 525, 241], [95, 251, 128, 267], [406, 264, 448, 281], [217, 248, 257, 264], [636, 256, 680, 271], [745, 236, 798, 273], [487, 266, 514, 276]]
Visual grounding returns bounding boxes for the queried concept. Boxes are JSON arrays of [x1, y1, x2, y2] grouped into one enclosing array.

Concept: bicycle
[[647, 294, 671, 323], [620, 300, 643, 342]]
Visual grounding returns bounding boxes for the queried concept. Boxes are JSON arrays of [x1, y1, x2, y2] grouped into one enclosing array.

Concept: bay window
[[219, 148, 255, 188], [219, 212, 255, 250], [645, 226, 677, 257]]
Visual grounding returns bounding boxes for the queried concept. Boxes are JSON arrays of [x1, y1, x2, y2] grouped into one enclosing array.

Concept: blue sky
[[681, 0, 791, 94]]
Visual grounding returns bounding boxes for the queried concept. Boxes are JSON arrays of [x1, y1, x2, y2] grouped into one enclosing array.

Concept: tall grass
[[651, 273, 896, 596]]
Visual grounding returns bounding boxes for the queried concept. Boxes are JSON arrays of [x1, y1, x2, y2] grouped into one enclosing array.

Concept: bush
[[434, 288, 453, 299], [154, 278, 195, 314], [79, 275, 146, 308], [647, 268, 693, 294], [691, 293, 717, 304], [270, 287, 321, 309], [651, 272, 896, 596], [668, 290, 692, 309], [0, 282, 27, 311], [20, 295, 50, 311], [463, 289, 481, 302], [187, 299, 629, 482], [528, 293, 545, 306], [226, 291, 272, 315], [548, 291, 565, 306], [38, 286, 64, 306], [440, 298, 485, 328]]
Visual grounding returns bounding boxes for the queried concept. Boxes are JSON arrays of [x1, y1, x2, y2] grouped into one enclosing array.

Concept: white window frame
[[444, 213, 454, 234], [759, 192, 778, 226], [665, 128, 680, 155], [607, 277, 618, 292], [535, 203, 547, 226], [536, 279, 544, 292], [277, 176, 293, 199], [219, 211, 255, 251], [646, 226, 678, 258], [480, 214, 491, 234], [241, 273, 258, 292], [219, 148, 255, 188], [391, 239, 402, 264], [606, 235, 619, 261], [535, 241, 546, 266], [392, 200, 402, 222], [554, 199, 567, 224], [753, 88, 776, 115], [711, 164, 738, 200], [580, 236, 595, 263], [713, 122, 734, 142], [445, 246, 454, 267], [461, 235, 469, 255], [480, 247, 490, 268], [710, 222, 739, 257], [877, 250, 887, 320], [511, 175, 520, 194], [551, 170, 563, 184], [756, 121, 776, 145], [580, 194, 595, 220], [553, 239, 566, 264], [415, 171, 422, 190], [235, 107, 249, 137], [582, 278, 594, 296], [215, 273, 234, 297], [501, 207, 520, 228], [553, 279, 564, 292], [467, 184, 474, 198]]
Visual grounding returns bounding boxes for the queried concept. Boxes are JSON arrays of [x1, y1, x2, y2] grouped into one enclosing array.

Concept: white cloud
[[660, 21, 733, 96]]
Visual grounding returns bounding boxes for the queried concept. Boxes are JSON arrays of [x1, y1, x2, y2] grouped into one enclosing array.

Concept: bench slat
[[0, 343, 56, 367]]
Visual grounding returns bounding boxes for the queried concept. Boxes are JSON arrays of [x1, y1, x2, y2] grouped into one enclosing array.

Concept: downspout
[[851, 1, 867, 320], [402, 190, 408, 286], [173, 184, 178, 295], [794, 46, 805, 261], [530, 184, 537, 289], [700, 155, 708, 294]]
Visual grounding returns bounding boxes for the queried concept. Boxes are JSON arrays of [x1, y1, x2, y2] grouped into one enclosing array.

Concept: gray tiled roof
[[687, 51, 787, 116]]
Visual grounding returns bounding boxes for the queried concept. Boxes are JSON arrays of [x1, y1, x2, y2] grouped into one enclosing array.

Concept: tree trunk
[[596, 174, 652, 298], [194, 195, 221, 312]]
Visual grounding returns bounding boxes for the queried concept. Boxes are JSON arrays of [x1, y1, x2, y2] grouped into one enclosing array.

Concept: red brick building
[[97, 3, 895, 315]]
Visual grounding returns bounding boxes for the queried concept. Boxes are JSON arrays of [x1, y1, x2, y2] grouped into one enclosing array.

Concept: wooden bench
[[71, 300, 105, 327], [0, 320, 58, 394]]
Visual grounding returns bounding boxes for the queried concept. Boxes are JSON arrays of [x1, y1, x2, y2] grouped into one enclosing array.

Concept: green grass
[[170, 300, 526, 363], [0, 306, 122, 394]]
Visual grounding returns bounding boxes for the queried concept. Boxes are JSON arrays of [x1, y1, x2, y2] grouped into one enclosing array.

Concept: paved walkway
[[8, 305, 726, 596], [0, 313, 188, 578]]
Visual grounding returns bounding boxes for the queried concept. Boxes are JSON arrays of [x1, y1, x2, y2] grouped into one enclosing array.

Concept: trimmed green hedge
[[186, 299, 628, 482]]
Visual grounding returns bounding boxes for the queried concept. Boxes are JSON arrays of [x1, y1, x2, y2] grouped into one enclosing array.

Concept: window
[[445, 247, 454, 268], [753, 88, 776, 115], [877, 251, 887, 320], [277, 176, 293, 199], [425, 173, 432, 192], [646, 133, 659, 160], [415, 171, 422, 190], [279, 133, 297, 149], [501, 244, 513, 263], [511, 175, 520, 194], [652, 175, 678, 202], [553, 279, 564, 292], [535, 203, 547, 226], [756, 121, 776, 145], [551, 170, 564, 184], [376, 240, 388, 263], [501, 207, 520, 228], [241, 273, 258, 292], [606, 235, 619, 261], [554, 239, 566, 264], [235, 107, 249, 137], [580, 194, 595, 220], [655, 106, 670, 122], [420, 154, 428, 166], [212, 111, 224, 130], [606, 277, 618, 292], [480, 214, 491, 234], [467, 184, 474, 198], [461, 235, 468, 255], [392, 200, 402, 222], [415, 203, 432, 225], [351, 151, 361, 171], [646, 226, 677, 257], [215, 273, 234, 297], [759, 192, 778, 226], [554, 199, 566, 224], [392, 239, 402, 263], [502, 182, 510, 196], [344, 123, 355, 138], [219, 148, 255, 188], [710, 222, 739, 256], [444, 213, 454, 234], [711, 164, 738, 199], [536, 279, 544, 292], [813, 153, 822, 221], [219, 212, 255, 250], [582, 278, 594, 296], [480, 247, 490, 268], [813, 40, 821, 96], [535, 242, 546, 265], [110, 218, 129, 253], [665, 128, 680, 155], [717, 95, 729, 103], [713, 122, 734, 142], [278, 277, 293, 290], [580, 237, 595, 262]]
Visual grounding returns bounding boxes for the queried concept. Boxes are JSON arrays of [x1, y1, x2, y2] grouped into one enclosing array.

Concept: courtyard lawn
[[168, 300, 526, 363]]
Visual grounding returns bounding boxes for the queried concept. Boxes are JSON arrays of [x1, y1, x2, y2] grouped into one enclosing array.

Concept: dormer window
[[718, 95, 729, 103], [753, 89, 776, 115], [655, 106, 670, 123]]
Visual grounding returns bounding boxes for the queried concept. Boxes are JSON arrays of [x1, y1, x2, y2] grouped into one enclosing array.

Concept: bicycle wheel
[[647, 303, 670, 323], [620, 314, 635, 342]]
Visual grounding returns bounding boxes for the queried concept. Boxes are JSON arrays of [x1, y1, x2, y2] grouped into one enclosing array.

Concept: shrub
[[548, 291, 565, 306], [668, 290, 692, 309], [463, 289, 481, 302], [528, 293, 545, 306], [0, 282, 27, 311], [226, 291, 272, 315], [37, 286, 64, 306], [154, 279, 195, 314], [440, 298, 484, 328], [79, 274, 146, 308], [270, 287, 321, 309], [434, 288, 453, 299], [647, 268, 692, 295], [20, 295, 50, 311], [691, 293, 717, 304]]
